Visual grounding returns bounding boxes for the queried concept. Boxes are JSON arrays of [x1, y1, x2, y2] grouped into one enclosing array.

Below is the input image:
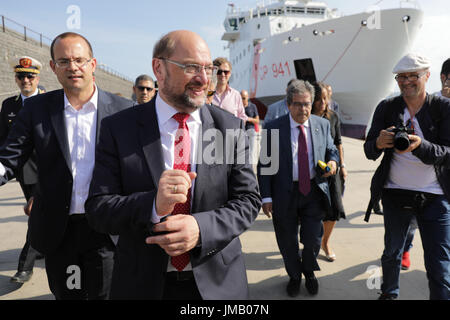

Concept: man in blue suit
[[258, 80, 339, 297]]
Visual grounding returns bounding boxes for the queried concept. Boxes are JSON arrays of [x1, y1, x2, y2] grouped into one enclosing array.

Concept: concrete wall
[[0, 27, 134, 105]]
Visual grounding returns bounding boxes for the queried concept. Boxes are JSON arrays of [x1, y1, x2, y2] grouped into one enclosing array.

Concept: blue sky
[[1, 0, 448, 92]]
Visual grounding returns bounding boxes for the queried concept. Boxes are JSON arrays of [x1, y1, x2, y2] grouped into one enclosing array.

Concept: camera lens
[[394, 131, 410, 151]]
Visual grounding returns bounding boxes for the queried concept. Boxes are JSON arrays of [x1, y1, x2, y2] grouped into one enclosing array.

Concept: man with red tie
[[258, 80, 339, 297], [85, 30, 261, 300]]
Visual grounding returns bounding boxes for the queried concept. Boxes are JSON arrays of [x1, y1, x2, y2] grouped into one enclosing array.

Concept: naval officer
[[0, 56, 43, 283]]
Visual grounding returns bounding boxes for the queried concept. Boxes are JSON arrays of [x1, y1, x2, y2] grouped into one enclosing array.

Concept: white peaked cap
[[392, 53, 431, 74]]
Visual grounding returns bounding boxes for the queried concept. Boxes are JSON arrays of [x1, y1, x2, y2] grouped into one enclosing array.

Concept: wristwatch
[[340, 163, 346, 168]]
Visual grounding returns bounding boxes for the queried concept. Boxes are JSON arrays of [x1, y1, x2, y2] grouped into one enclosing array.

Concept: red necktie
[[298, 124, 311, 195], [171, 113, 191, 271]]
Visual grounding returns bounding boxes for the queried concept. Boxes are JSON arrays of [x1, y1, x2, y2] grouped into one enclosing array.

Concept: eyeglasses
[[54, 57, 92, 68], [137, 86, 154, 92], [16, 74, 37, 80], [159, 58, 217, 78], [207, 90, 216, 97], [217, 69, 231, 76], [290, 102, 312, 108], [395, 72, 427, 82]]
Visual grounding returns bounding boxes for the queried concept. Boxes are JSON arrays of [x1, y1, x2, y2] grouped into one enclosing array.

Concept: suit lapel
[[308, 116, 319, 165], [49, 90, 72, 170], [96, 89, 113, 145], [192, 106, 215, 213], [138, 100, 165, 188], [279, 115, 292, 182]]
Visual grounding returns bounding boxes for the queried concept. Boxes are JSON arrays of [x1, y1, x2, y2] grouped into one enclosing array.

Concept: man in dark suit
[[258, 80, 339, 297], [0, 32, 131, 299], [85, 30, 261, 300], [0, 56, 43, 283]]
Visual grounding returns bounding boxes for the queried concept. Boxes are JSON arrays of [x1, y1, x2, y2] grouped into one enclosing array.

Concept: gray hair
[[286, 80, 315, 105], [134, 74, 154, 86], [153, 32, 177, 59]]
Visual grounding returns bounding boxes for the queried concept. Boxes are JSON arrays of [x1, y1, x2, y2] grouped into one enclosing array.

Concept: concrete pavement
[[0, 137, 428, 300]]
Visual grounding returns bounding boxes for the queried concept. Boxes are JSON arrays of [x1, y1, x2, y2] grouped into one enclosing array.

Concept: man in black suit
[[0, 32, 131, 299], [85, 30, 261, 300], [0, 56, 43, 283], [258, 80, 339, 297]]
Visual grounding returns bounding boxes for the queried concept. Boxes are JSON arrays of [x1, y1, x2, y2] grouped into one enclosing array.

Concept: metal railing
[[1, 14, 53, 47], [0, 14, 132, 82]]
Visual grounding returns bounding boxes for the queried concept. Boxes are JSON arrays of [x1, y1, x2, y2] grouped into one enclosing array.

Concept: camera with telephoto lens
[[387, 124, 414, 151]]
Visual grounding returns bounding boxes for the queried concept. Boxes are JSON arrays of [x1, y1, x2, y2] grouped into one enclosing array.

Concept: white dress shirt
[[151, 95, 202, 272], [20, 88, 39, 105], [64, 86, 98, 214], [262, 115, 315, 204]]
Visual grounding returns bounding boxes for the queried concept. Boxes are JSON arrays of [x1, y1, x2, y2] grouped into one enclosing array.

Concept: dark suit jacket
[[1, 95, 38, 185], [0, 88, 132, 254], [258, 114, 339, 218], [85, 100, 261, 300], [364, 94, 450, 219]]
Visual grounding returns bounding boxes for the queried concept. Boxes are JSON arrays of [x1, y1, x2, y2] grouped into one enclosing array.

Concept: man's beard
[[163, 78, 206, 110], [173, 90, 206, 110]]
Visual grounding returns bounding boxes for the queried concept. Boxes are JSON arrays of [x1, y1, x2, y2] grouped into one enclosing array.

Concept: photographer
[[364, 53, 450, 300]]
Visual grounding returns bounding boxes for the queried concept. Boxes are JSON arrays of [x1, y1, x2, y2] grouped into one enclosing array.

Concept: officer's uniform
[[0, 56, 42, 283]]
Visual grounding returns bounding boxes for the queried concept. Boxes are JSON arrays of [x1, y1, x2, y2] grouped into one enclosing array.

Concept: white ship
[[222, 0, 424, 138]]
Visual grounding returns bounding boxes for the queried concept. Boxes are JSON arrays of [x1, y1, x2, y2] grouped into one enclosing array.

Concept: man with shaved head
[[86, 30, 261, 300]]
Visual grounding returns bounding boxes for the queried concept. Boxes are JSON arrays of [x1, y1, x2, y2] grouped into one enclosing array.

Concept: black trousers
[[16, 182, 40, 272], [163, 271, 202, 300], [45, 215, 115, 300], [272, 182, 327, 280]]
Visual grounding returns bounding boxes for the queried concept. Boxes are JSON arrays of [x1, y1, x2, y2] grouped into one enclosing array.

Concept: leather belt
[[166, 271, 194, 282]]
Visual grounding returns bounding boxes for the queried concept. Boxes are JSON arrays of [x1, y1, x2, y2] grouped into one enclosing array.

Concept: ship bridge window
[[228, 18, 238, 31], [286, 7, 305, 14], [306, 7, 325, 15]]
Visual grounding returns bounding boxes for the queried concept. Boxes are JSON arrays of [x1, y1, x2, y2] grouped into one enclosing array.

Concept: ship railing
[[399, 0, 420, 9]]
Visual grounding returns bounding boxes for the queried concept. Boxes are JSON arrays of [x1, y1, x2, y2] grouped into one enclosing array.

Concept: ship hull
[[229, 8, 424, 139]]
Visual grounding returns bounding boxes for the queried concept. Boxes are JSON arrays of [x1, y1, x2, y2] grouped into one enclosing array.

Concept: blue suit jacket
[[258, 114, 339, 218]]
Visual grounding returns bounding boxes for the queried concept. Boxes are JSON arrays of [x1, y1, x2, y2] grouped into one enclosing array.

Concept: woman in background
[[312, 82, 347, 262]]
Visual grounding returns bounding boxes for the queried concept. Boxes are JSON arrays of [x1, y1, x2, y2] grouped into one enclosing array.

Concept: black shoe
[[378, 293, 397, 300], [286, 277, 301, 297], [304, 272, 319, 295], [10, 270, 33, 283]]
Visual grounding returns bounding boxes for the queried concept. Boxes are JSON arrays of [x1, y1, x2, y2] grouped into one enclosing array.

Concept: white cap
[[10, 56, 42, 74], [392, 53, 431, 74]]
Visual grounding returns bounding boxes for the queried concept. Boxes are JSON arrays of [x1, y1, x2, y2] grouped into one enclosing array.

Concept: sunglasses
[[207, 90, 216, 97], [217, 69, 230, 76], [16, 74, 36, 80], [137, 86, 153, 92]]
